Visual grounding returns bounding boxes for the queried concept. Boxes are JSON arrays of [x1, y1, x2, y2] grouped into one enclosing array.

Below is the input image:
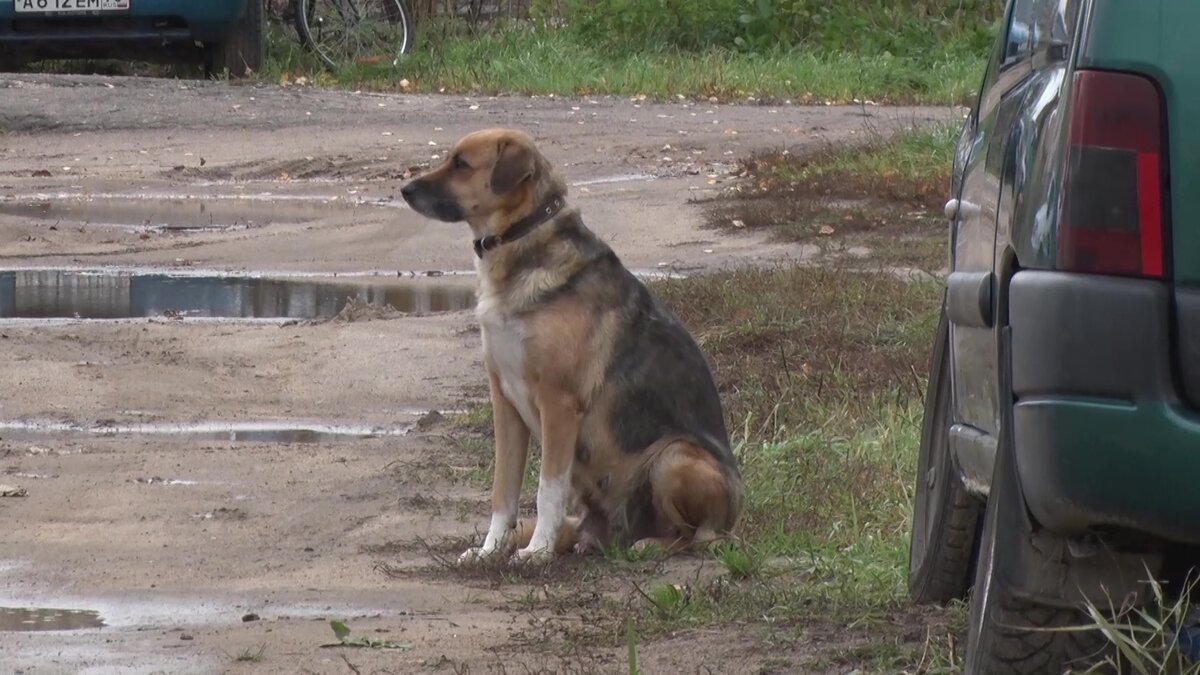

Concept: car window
[[1003, 0, 1038, 66]]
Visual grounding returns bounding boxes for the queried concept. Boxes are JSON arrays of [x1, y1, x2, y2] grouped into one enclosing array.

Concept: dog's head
[[401, 128, 549, 226]]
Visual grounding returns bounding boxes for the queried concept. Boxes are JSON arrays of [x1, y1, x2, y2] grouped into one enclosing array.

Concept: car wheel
[[963, 420, 1107, 674], [206, 0, 265, 78], [908, 304, 984, 604]]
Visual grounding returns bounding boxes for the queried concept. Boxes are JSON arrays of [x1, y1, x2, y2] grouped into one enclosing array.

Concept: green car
[[908, 0, 1200, 671]]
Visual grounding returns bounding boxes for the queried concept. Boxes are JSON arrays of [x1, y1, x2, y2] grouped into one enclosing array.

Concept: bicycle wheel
[[296, 0, 412, 71]]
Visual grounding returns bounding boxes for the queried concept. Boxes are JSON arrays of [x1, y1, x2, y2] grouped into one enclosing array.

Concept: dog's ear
[[490, 140, 535, 195]]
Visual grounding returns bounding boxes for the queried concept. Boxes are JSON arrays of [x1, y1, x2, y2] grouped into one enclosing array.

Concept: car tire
[[908, 304, 984, 604], [206, 0, 265, 78], [963, 413, 1107, 674]]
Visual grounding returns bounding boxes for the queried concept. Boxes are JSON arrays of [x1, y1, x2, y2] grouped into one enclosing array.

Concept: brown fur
[[401, 129, 742, 563]]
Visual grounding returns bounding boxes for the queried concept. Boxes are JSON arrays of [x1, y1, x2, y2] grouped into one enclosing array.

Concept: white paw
[[457, 546, 500, 566], [511, 546, 555, 566]]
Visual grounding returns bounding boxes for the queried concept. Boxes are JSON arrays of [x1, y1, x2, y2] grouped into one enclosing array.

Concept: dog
[[401, 128, 742, 565]]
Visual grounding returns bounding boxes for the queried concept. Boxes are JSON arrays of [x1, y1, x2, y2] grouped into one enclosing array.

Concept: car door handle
[[944, 198, 980, 221]]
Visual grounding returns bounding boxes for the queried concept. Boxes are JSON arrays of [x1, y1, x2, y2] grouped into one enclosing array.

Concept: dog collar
[[473, 195, 566, 258]]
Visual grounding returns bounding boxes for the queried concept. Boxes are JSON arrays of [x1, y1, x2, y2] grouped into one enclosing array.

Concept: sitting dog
[[401, 128, 742, 564]]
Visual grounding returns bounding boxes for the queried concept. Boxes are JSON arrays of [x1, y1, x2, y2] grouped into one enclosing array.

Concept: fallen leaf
[[819, 225, 835, 236], [731, 219, 746, 228]]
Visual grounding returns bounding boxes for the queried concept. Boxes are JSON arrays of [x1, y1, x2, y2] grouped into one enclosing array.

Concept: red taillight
[[1057, 70, 1167, 278]]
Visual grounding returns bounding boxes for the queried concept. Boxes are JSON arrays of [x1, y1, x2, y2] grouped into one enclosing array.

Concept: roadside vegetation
[[267, 0, 998, 104], [16, 2, 995, 104]]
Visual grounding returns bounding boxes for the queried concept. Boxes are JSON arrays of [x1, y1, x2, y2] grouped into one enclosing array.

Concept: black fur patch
[[606, 278, 732, 467]]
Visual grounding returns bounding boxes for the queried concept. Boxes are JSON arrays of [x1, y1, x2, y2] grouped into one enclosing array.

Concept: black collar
[[473, 195, 566, 258]]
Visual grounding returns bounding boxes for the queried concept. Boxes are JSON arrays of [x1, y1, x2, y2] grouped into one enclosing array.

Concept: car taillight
[[1057, 70, 1167, 279]]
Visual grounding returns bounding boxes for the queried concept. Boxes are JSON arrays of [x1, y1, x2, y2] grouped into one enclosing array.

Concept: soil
[[0, 73, 960, 674]]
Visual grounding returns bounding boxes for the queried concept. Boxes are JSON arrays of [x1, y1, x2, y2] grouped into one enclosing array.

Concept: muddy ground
[[0, 74, 957, 674]]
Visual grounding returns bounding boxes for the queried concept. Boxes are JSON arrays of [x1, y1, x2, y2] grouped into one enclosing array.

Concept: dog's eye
[[453, 154, 470, 170]]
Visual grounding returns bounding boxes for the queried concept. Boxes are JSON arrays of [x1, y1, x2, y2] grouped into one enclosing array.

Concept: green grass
[[1076, 572, 1200, 675], [267, 21, 985, 105], [625, 265, 953, 670], [787, 123, 961, 189]]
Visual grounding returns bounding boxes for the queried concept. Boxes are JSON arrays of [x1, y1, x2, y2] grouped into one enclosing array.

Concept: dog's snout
[[400, 182, 418, 199]]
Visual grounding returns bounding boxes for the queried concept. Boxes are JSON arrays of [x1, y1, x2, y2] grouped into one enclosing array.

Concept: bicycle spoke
[[301, 0, 410, 70]]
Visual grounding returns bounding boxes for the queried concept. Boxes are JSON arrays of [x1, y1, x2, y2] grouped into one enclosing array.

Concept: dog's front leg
[[459, 370, 530, 565], [514, 386, 579, 565]]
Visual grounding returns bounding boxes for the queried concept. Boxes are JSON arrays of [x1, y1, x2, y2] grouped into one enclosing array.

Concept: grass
[[264, 18, 986, 105], [703, 123, 960, 271], [231, 644, 267, 662], [12, 18, 986, 106], [1075, 571, 1200, 674]]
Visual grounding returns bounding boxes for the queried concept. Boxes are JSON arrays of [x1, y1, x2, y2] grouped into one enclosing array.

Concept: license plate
[[14, 0, 130, 13]]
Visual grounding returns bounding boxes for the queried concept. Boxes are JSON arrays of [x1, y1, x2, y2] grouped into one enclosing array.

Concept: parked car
[[0, 0, 263, 76], [908, 0, 1200, 671]]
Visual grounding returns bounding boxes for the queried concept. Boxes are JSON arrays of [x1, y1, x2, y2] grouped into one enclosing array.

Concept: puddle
[[0, 607, 105, 632], [0, 420, 412, 443], [572, 173, 654, 187], [0, 194, 366, 231], [0, 269, 475, 320]]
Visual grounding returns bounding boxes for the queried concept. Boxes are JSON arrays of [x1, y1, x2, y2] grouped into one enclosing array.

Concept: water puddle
[[0, 607, 105, 632], [572, 173, 654, 187], [0, 420, 412, 443], [0, 269, 475, 320]]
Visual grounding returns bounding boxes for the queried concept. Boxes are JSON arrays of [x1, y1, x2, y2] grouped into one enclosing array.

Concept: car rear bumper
[[1010, 270, 1200, 545], [0, 0, 246, 48]]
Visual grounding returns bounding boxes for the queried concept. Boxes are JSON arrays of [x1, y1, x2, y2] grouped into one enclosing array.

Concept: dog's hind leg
[[634, 439, 740, 552]]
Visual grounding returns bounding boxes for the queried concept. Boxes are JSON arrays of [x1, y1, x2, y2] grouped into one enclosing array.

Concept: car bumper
[[1011, 270, 1200, 545], [0, 0, 246, 47]]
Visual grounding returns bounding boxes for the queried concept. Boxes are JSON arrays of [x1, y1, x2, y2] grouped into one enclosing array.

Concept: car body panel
[[945, 0, 1200, 546], [0, 0, 248, 50]]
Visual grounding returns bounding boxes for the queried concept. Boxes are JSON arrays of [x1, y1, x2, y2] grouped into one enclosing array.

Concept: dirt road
[[0, 74, 956, 674]]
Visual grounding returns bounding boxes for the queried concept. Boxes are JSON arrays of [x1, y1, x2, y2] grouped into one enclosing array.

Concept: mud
[[0, 73, 960, 673]]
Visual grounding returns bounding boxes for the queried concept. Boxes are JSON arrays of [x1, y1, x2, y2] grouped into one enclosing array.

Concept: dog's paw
[[573, 539, 601, 556], [457, 546, 500, 567], [511, 546, 555, 567], [630, 538, 672, 557]]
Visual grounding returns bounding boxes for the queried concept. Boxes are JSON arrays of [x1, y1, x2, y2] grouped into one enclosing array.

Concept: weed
[[1072, 571, 1200, 674], [627, 619, 639, 675], [640, 582, 692, 621], [232, 644, 267, 662], [714, 544, 762, 580], [322, 620, 412, 650]]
